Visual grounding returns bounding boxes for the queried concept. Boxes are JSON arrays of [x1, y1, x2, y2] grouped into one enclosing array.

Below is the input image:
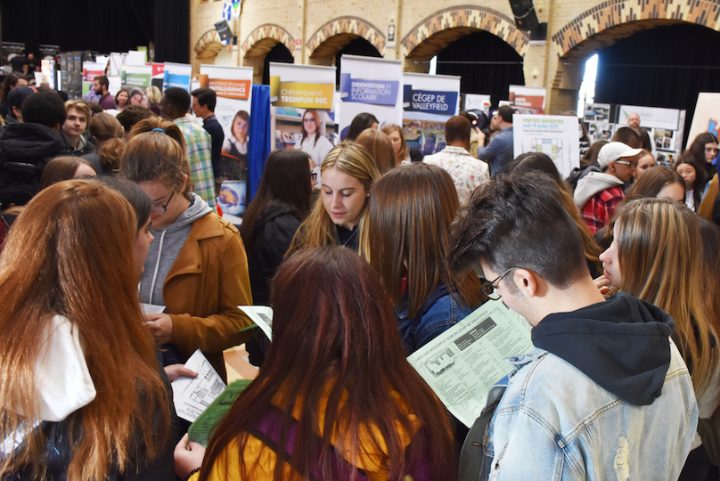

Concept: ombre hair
[[121, 117, 191, 197], [382, 124, 408, 166], [288, 141, 380, 253], [624, 166, 684, 202], [0, 180, 169, 481], [361, 163, 482, 316], [200, 246, 457, 481], [614, 198, 717, 391], [355, 128, 396, 174]]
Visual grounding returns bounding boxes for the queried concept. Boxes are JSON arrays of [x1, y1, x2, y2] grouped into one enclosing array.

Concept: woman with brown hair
[[361, 163, 482, 353], [0, 180, 173, 480], [120, 117, 253, 381], [382, 124, 410, 166], [295, 109, 333, 168], [40, 155, 96, 188], [289, 141, 380, 253], [86, 112, 125, 175], [175, 246, 458, 481], [599, 198, 720, 480], [623, 165, 685, 203], [355, 128, 396, 174]]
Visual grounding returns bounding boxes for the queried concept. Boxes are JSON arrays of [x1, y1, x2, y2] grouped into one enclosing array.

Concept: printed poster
[[464, 94, 491, 112], [688, 93, 720, 149], [338, 54, 403, 136], [402, 72, 460, 156], [163, 62, 192, 92], [199, 65, 254, 215], [120, 64, 152, 90], [81, 61, 106, 97], [513, 114, 580, 178], [269, 62, 337, 167], [618, 104, 681, 131], [509, 85, 546, 115]]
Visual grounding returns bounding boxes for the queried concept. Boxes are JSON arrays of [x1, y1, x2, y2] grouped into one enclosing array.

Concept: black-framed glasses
[[479, 267, 517, 300], [151, 190, 175, 214]]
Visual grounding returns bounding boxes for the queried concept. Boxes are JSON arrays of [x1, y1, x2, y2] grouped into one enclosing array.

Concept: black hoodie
[[532, 292, 674, 406]]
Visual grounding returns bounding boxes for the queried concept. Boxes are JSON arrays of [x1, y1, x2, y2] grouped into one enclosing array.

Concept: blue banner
[[340, 73, 399, 106], [164, 72, 191, 92], [403, 85, 458, 116]]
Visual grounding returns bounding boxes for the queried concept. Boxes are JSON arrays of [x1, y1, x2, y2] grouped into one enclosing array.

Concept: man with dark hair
[[611, 126, 643, 149], [3, 86, 34, 127], [477, 105, 515, 176], [93, 75, 116, 110], [423, 115, 489, 209], [161, 87, 215, 206], [0, 90, 66, 207], [191, 88, 224, 183], [116, 105, 152, 136], [453, 172, 697, 481]]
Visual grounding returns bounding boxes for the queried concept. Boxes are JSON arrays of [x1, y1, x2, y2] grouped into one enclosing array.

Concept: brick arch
[[241, 24, 295, 58], [402, 6, 530, 59], [553, 0, 720, 58], [306, 16, 385, 59], [193, 29, 224, 61]]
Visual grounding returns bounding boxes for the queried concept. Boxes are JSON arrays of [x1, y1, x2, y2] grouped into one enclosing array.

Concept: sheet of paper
[[239, 306, 273, 340], [407, 300, 534, 428], [171, 350, 226, 422], [140, 303, 165, 315]]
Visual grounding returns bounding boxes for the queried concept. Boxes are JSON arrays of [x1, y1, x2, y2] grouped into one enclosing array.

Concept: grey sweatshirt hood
[[573, 171, 624, 208], [139, 193, 212, 306]]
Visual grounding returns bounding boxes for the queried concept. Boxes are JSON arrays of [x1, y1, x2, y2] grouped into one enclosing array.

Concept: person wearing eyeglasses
[[119, 117, 253, 382], [453, 172, 697, 481], [573, 141, 643, 234], [295, 109, 334, 169]]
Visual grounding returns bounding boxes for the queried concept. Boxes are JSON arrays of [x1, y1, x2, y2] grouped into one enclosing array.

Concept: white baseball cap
[[597, 142, 643, 169]]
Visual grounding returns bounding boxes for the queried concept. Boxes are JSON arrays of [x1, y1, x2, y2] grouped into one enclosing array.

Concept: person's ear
[[511, 268, 542, 298]]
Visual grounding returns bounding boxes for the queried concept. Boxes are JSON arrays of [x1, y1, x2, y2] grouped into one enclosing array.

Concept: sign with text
[[509, 85, 546, 115], [618, 104, 681, 131], [163, 62, 192, 92], [339, 55, 403, 133], [199, 64, 254, 139], [120, 64, 152, 89], [269, 63, 335, 110], [513, 114, 580, 178]]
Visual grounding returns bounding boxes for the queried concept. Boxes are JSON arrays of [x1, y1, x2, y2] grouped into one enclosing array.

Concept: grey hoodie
[[573, 171, 624, 208], [139, 193, 213, 306]]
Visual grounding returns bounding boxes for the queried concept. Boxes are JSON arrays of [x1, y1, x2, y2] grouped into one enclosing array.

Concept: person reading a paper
[[451, 171, 697, 481], [174, 246, 457, 481], [121, 118, 254, 382]]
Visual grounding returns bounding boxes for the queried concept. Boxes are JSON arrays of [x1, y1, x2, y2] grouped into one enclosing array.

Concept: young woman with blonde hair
[[0, 180, 173, 481], [175, 246, 458, 481], [361, 163, 482, 353], [599, 198, 720, 479], [289, 141, 379, 253], [121, 117, 253, 381]]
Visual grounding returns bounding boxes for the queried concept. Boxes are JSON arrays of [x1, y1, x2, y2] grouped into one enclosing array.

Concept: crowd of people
[[0, 75, 718, 481]]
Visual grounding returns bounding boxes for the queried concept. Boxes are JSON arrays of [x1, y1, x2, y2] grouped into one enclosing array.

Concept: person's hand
[[164, 364, 198, 382], [594, 274, 617, 298], [174, 433, 205, 479], [476, 129, 486, 144], [144, 313, 173, 345]]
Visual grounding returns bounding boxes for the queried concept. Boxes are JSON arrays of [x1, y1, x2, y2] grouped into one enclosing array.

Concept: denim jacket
[[467, 344, 697, 481], [396, 287, 475, 355]]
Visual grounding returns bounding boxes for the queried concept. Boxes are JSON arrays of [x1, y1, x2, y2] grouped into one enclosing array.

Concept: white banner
[[269, 63, 337, 166], [464, 94, 491, 112], [513, 114, 580, 178], [687, 93, 720, 149], [339, 55, 403, 135], [618, 104, 681, 130], [199, 65, 253, 144], [163, 62, 192, 92]]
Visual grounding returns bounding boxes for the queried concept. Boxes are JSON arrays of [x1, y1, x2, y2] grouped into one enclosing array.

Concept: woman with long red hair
[[175, 246, 457, 481], [0, 180, 173, 481]]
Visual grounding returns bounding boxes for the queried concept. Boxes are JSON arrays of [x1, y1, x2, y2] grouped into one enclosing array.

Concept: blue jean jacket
[[466, 344, 698, 481], [396, 289, 475, 355]]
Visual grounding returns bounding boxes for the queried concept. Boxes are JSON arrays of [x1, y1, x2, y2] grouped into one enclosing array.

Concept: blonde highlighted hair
[[614, 198, 718, 391]]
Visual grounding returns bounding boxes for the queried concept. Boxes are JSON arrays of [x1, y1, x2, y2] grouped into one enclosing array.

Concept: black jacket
[[0, 122, 65, 207]]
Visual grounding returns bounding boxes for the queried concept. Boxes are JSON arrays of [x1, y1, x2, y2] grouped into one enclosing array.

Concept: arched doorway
[[241, 24, 296, 84], [306, 16, 385, 69], [435, 31, 525, 107], [333, 37, 382, 86], [262, 43, 294, 84]]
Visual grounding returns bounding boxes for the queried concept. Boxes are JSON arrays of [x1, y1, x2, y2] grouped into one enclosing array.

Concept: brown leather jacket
[[165, 212, 253, 380]]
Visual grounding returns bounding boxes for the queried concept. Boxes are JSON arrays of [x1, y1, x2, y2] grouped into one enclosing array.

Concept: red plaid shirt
[[581, 186, 624, 234]]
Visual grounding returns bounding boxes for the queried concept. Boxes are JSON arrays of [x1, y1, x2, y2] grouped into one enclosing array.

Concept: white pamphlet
[[239, 306, 273, 340], [407, 300, 534, 427], [171, 350, 226, 422], [140, 303, 165, 315]]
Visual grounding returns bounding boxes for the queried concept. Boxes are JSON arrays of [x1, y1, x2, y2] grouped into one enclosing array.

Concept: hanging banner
[[120, 64, 152, 90], [402, 72, 460, 156], [163, 62, 192, 92], [513, 114, 580, 178], [688, 93, 720, 149], [338, 55, 402, 136], [200, 65, 254, 216], [509, 85, 546, 115], [618, 104, 681, 131], [464, 94, 491, 112], [269, 63, 337, 168]]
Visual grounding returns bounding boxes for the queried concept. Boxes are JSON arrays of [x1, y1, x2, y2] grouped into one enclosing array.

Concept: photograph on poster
[[274, 107, 338, 167], [403, 120, 446, 156], [583, 104, 611, 122], [653, 128, 676, 151], [587, 122, 615, 142]]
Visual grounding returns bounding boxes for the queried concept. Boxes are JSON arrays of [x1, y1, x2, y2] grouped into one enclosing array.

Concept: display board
[[513, 114, 580, 178]]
